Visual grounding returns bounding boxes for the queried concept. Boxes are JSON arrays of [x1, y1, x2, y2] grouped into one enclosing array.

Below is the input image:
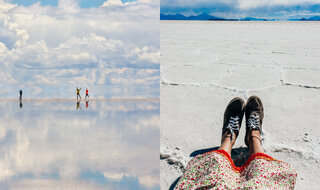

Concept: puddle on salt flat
[[0, 99, 159, 190]]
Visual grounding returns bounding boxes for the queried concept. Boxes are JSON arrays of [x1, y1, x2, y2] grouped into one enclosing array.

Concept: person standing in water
[[85, 88, 89, 99], [19, 89, 23, 108], [19, 89, 23, 100], [76, 87, 81, 100], [85, 88, 89, 109]]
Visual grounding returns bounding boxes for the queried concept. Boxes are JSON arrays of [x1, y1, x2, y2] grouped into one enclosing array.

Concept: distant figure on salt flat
[[76, 87, 81, 100], [19, 89, 23, 108], [85, 88, 89, 99], [19, 89, 23, 100]]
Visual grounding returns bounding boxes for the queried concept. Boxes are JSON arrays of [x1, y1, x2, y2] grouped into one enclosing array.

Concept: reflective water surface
[[0, 99, 159, 190]]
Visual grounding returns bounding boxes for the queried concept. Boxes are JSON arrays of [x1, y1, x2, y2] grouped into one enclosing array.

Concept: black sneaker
[[245, 96, 264, 147], [222, 97, 245, 142]]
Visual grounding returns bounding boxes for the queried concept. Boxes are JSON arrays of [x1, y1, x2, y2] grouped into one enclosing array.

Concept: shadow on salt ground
[[169, 147, 249, 189]]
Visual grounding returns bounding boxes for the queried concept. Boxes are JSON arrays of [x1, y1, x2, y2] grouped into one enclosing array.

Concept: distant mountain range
[[160, 13, 234, 21], [289, 16, 320, 21], [160, 14, 320, 21], [240, 17, 272, 21]]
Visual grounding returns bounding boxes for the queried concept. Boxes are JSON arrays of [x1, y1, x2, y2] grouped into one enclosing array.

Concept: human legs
[[176, 96, 297, 189], [218, 97, 245, 156], [248, 130, 264, 156], [242, 96, 297, 189], [245, 96, 264, 157], [218, 131, 237, 156], [219, 96, 264, 157], [219, 129, 264, 159]]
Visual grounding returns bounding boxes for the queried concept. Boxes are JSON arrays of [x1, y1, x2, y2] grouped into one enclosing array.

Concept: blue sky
[[160, 0, 320, 20], [12, 0, 136, 8]]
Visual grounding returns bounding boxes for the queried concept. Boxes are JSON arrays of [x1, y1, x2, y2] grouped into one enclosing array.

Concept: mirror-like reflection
[[86, 100, 89, 109], [0, 99, 159, 190], [19, 99, 23, 109], [19, 90, 23, 109], [77, 99, 81, 110]]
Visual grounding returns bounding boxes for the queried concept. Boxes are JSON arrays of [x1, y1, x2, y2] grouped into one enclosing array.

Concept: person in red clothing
[[174, 96, 297, 189], [85, 88, 89, 99]]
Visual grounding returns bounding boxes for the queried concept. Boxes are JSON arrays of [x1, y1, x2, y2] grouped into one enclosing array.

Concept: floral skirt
[[174, 150, 297, 190]]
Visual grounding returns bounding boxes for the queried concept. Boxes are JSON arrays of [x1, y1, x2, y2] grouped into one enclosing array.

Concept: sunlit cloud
[[0, 100, 160, 189], [0, 0, 160, 99]]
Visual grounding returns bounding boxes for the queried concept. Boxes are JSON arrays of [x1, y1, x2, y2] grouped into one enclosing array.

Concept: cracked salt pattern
[[160, 21, 320, 190]]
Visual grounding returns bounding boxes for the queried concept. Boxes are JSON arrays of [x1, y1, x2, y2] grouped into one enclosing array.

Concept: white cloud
[[8, 179, 112, 190], [130, 46, 160, 63], [103, 172, 124, 181], [0, 100, 160, 189], [238, 0, 320, 10], [101, 0, 124, 7], [138, 0, 159, 4], [0, 42, 7, 52], [162, 0, 320, 9], [139, 175, 159, 189], [0, 0, 159, 99], [58, 0, 80, 13]]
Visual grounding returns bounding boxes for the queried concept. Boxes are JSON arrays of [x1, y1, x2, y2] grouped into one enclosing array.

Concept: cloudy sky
[[161, 0, 320, 19], [0, 0, 159, 99], [0, 100, 159, 189]]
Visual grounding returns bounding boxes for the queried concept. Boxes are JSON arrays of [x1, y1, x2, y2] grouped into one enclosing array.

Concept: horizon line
[[0, 97, 159, 102]]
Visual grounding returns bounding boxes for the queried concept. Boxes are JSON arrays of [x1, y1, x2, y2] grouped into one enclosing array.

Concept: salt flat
[[0, 99, 159, 190], [160, 21, 320, 190]]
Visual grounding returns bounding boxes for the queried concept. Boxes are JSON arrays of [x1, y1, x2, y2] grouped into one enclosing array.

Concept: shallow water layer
[[0, 99, 159, 190]]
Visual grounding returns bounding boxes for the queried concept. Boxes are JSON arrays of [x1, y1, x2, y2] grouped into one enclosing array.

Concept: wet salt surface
[[0, 99, 159, 190]]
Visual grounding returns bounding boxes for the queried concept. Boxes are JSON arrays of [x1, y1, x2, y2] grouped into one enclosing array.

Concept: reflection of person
[[175, 96, 297, 189], [86, 99, 89, 109], [19, 89, 23, 108], [76, 87, 81, 100], [76, 99, 81, 110]]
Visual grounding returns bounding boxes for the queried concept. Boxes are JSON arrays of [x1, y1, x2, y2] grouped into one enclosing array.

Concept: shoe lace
[[247, 114, 260, 130], [226, 116, 240, 140]]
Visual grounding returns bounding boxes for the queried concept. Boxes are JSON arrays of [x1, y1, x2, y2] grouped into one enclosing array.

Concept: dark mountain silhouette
[[240, 17, 269, 21], [299, 16, 320, 21], [160, 14, 188, 20], [160, 14, 263, 21], [160, 13, 228, 21], [188, 13, 226, 20], [161, 14, 320, 21]]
